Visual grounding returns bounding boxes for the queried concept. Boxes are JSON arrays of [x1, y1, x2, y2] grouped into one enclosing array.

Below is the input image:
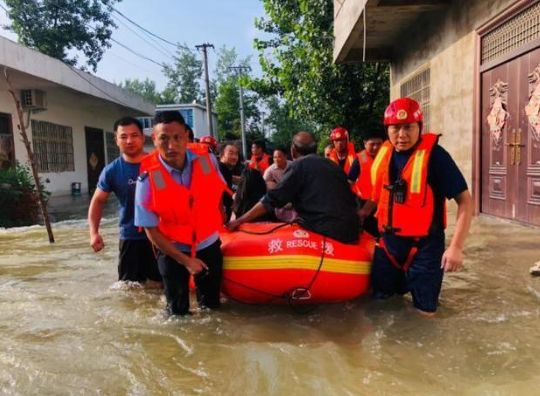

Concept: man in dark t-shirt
[[219, 143, 243, 222], [227, 131, 359, 244], [88, 117, 161, 286]]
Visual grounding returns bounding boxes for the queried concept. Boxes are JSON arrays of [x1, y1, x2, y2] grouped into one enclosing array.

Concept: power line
[[111, 13, 171, 59], [110, 6, 191, 51]]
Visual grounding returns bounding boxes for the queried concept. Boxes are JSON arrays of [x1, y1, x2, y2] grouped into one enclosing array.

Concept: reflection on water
[[0, 214, 539, 395]]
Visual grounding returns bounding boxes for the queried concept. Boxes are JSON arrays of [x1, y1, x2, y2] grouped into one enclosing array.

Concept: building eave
[[0, 36, 154, 115], [333, 0, 450, 64]]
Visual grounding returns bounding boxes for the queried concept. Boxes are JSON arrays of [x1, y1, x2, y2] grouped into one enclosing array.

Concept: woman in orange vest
[[329, 127, 356, 174], [135, 111, 228, 316], [247, 140, 272, 174], [370, 98, 472, 316]]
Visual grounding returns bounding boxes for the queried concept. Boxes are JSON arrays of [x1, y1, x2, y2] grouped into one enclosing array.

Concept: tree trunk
[[4, 68, 55, 243]]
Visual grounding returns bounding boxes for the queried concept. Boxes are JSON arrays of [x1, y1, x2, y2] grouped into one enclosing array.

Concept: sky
[[0, 0, 268, 90]]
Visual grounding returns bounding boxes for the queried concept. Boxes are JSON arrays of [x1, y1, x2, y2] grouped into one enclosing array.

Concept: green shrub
[[0, 162, 50, 228]]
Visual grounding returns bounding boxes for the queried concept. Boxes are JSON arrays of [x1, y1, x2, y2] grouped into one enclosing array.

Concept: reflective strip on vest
[[199, 155, 211, 175], [151, 170, 166, 190], [410, 149, 426, 194], [371, 146, 388, 185]]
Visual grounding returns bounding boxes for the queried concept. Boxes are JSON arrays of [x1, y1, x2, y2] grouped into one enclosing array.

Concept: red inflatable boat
[[220, 223, 375, 304]]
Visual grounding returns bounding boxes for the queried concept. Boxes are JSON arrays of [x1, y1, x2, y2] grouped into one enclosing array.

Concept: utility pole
[[196, 43, 215, 138], [229, 66, 251, 160]]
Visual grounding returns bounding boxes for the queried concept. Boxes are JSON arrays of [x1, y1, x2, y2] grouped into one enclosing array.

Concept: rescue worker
[[88, 117, 161, 288], [329, 127, 356, 173], [200, 135, 218, 155], [134, 111, 228, 316], [347, 126, 385, 236], [247, 140, 272, 174], [370, 98, 472, 316]]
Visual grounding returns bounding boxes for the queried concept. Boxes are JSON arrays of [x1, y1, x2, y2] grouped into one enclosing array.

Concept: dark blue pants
[[156, 239, 223, 316], [371, 233, 445, 313]]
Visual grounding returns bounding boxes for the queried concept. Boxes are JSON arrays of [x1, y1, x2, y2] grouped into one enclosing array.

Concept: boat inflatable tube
[[220, 223, 375, 304]]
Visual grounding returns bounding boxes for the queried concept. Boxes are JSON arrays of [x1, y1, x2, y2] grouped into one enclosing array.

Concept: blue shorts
[[371, 233, 445, 313]]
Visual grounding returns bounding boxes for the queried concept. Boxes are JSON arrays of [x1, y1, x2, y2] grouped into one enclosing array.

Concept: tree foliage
[[4, 0, 120, 72], [250, 0, 389, 144], [213, 46, 260, 141], [119, 78, 167, 104], [264, 96, 314, 147], [163, 46, 203, 104]]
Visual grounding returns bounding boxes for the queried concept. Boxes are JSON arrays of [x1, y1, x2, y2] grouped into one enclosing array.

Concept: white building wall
[[0, 88, 138, 196]]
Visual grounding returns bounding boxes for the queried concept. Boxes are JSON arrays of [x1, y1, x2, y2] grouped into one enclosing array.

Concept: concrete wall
[[0, 87, 137, 196], [390, 0, 516, 187]]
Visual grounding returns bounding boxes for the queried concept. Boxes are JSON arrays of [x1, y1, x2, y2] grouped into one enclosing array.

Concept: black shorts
[[118, 239, 162, 283]]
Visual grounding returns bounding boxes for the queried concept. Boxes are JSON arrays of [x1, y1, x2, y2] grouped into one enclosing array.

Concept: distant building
[[334, 0, 540, 227], [0, 36, 154, 196], [138, 103, 218, 141]]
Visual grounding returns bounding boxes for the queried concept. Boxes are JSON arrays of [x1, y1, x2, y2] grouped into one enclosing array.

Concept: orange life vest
[[187, 142, 209, 155], [248, 153, 271, 174], [329, 142, 356, 174], [371, 133, 447, 236], [139, 150, 227, 255], [354, 149, 374, 199]]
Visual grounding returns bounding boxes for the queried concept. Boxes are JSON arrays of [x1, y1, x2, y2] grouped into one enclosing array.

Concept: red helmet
[[384, 98, 423, 126], [330, 127, 349, 141], [200, 135, 217, 148]]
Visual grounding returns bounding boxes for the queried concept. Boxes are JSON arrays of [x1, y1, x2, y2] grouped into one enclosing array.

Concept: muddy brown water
[[0, 213, 539, 395]]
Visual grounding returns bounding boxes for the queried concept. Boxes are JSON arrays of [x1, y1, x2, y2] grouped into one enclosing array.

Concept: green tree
[[213, 46, 260, 140], [250, 0, 389, 144], [264, 96, 315, 147], [4, 0, 120, 72], [119, 78, 165, 104], [163, 46, 203, 104]]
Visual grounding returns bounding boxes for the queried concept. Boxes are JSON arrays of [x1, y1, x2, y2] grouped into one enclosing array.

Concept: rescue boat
[[220, 223, 375, 304]]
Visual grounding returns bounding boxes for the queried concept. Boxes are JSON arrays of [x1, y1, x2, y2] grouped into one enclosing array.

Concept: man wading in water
[[88, 117, 162, 288]]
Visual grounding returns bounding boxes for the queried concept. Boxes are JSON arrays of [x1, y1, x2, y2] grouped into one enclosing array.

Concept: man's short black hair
[[363, 122, 386, 141], [154, 110, 186, 126], [274, 145, 288, 156], [186, 124, 194, 142], [252, 140, 266, 151], [113, 117, 143, 134]]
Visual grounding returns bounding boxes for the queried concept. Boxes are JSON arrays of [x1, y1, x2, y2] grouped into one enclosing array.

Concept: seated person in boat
[[232, 168, 274, 222], [369, 98, 472, 316], [134, 111, 228, 316], [263, 146, 297, 223], [227, 131, 360, 244]]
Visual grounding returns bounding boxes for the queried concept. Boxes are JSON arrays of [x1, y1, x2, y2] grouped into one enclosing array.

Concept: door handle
[[505, 129, 516, 165]]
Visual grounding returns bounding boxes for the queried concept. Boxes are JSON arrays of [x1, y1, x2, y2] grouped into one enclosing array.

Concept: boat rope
[[221, 233, 327, 314]]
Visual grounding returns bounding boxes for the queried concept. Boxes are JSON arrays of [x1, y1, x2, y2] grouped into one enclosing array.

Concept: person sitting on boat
[[246, 140, 272, 174], [134, 111, 228, 316], [263, 146, 297, 223], [232, 168, 275, 222], [219, 143, 244, 222], [227, 131, 360, 244], [370, 97, 472, 316]]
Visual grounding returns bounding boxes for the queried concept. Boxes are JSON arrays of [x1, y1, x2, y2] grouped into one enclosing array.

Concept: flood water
[[1, 201, 539, 395]]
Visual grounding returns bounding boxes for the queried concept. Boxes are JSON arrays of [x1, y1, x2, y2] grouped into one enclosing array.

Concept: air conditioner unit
[[20, 89, 47, 112]]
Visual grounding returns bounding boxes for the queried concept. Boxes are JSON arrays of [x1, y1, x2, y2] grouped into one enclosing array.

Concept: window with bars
[[482, 2, 540, 65], [105, 132, 120, 164], [400, 68, 430, 132], [31, 120, 74, 172]]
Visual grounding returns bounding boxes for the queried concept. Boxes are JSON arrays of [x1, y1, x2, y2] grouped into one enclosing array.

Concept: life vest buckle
[[383, 225, 402, 234]]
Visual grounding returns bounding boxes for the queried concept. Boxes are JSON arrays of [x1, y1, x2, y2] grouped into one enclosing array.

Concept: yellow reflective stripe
[[371, 146, 388, 184], [224, 255, 371, 275], [410, 149, 426, 194]]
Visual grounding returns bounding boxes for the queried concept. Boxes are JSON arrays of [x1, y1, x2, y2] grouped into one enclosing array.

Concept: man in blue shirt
[[88, 117, 161, 287]]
